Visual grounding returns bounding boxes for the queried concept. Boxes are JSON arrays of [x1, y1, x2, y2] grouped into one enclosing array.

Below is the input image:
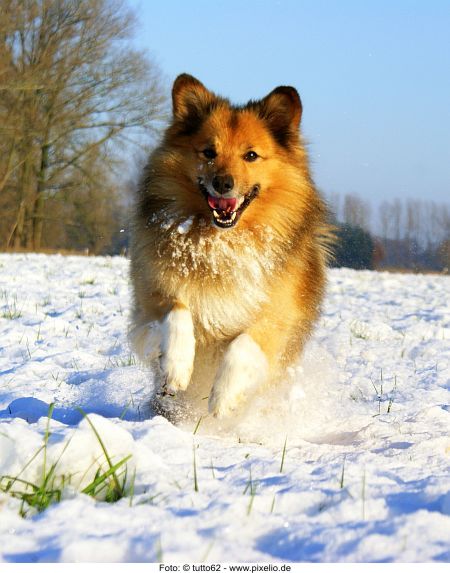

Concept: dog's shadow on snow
[[0, 397, 84, 425], [1, 366, 169, 426], [0, 395, 153, 426]]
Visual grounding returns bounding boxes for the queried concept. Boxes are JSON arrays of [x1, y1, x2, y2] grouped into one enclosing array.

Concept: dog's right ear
[[172, 74, 216, 125]]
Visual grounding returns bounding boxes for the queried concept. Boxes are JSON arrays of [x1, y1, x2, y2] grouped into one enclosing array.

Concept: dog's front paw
[[208, 333, 268, 418], [129, 321, 162, 363], [160, 305, 195, 394]]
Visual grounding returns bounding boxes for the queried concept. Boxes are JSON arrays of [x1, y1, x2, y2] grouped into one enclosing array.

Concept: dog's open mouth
[[207, 195, 243, 228], [198, 181, 260, 229]]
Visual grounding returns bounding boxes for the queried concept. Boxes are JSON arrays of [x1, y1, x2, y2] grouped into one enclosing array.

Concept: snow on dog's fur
[[130, 74, 333, 420]]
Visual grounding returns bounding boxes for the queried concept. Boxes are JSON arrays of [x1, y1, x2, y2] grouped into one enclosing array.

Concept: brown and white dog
[[130, 74, 332, 420]]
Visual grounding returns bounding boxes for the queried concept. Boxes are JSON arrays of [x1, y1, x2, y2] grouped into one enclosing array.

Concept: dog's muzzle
[[198, 178, 260, 229]]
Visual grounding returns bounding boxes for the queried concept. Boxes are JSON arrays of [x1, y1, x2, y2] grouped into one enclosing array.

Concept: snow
[[177, 216, 195, 235], [0, 253, 449, 563]]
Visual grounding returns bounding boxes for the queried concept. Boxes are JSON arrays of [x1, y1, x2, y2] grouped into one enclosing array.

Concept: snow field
[[0, 253, 449, 562]]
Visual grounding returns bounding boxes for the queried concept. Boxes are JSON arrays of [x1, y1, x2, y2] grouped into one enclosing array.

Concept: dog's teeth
[[212, 208, 237, 226]]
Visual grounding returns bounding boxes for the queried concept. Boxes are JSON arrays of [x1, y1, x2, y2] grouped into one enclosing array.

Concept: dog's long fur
[[130, 74, 332, 420]]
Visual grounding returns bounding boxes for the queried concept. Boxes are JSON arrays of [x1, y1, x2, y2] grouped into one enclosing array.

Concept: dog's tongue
[[207, 196, 237, 212]]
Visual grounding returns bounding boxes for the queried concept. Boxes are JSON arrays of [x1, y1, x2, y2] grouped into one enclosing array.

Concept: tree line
[[329, 194, 450, 272]]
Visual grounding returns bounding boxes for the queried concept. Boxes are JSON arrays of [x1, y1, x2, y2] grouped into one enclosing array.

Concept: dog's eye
[[244, 151, 258, 162], [202, 148, 217, 160]]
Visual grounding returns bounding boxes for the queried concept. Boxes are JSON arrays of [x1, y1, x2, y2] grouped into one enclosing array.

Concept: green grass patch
[[0, 404, 133, 516], [0, 291, 23, 319]]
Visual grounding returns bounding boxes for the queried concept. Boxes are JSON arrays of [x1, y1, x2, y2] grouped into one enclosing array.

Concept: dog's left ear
[[259, 86, 302, 147], [172, 74, 216, 122]]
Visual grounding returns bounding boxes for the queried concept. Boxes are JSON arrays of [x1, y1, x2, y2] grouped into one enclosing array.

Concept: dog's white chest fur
[[154, 216, 279, 339]]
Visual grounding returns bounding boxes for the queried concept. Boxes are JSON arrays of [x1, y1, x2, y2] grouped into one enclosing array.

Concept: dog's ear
[[258, 86, 302, 147], [172, 74, 216, 127]]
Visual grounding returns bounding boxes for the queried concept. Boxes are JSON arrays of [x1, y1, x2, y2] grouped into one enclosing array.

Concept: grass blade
[[280, 436, 288, 473], [81, 454, 132, 496], [193, 443, 199, 492], [77, 408, 122, 493]]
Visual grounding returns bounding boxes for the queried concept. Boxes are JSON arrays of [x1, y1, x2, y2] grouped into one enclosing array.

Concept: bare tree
[[326, 192, 341, 223], [342, 193, 371, 231], [0, 0, 166, 251]]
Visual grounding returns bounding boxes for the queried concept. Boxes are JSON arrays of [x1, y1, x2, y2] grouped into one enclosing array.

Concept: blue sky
[[129, 0, 450, 205]]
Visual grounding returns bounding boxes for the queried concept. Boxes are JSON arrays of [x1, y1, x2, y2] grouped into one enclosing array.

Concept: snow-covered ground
[[0, 253, 449, 563]]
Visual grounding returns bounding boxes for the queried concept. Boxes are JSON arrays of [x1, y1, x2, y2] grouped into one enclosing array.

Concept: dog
[[130, 74, 332, 421]]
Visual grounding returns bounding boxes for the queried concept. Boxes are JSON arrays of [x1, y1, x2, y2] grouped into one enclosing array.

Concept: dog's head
[[163, 74, 304, 230]]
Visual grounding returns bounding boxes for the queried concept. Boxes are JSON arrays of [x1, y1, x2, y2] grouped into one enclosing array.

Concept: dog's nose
[[212, 174, 234, 194]]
